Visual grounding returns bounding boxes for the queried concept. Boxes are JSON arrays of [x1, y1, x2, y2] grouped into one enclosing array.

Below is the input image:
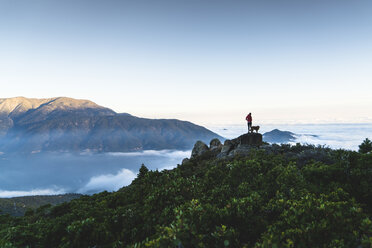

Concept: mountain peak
[[0, 96, 222, 153], [49, 97, 105, 108], [263, 129, 296, 143], [0, 97, 115, 117], [0, 97, 50, 116]]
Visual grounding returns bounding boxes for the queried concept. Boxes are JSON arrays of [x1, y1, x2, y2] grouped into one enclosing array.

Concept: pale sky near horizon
[[0, 0, 371, 125]]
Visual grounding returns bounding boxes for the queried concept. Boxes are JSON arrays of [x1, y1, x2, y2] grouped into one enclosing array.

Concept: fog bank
[[0, 150, 190, 198], [208, 123, 372, 150]]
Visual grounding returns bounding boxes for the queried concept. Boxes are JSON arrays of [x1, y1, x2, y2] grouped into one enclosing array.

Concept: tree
[[359, 138, 372, 154], [138, 164, 149, 179]]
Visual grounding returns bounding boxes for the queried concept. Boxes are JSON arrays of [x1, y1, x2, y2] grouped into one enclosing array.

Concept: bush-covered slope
[[0, 143, 371, 247]]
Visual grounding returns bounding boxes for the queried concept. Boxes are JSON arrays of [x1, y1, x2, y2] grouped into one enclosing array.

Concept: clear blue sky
[[1, 0, 371, 124]]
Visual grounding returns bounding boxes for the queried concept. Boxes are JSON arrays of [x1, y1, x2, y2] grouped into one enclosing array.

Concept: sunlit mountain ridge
[[0, 97, 222, 153]]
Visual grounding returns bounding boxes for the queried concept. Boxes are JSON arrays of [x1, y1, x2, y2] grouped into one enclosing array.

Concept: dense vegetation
[[0, 194, 82, 217], [0, 142, 371, 247]]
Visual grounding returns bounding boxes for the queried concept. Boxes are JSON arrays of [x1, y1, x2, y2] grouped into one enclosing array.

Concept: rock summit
[[189, 132, 263, 160]]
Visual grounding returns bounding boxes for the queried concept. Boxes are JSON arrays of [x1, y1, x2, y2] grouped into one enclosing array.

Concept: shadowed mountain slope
[[0, 97, 222, 153]]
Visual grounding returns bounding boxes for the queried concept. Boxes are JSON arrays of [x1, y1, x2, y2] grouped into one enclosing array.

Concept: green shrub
[[359, 138, 372, 154]]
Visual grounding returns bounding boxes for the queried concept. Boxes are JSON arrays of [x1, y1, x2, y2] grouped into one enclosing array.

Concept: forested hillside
[[0, 142, 371, 247]]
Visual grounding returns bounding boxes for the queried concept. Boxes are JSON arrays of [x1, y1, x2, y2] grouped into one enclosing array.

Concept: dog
[[250, 125, 260, 133]]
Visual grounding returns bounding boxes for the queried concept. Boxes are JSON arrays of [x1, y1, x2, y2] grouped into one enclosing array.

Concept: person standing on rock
[[246, 113, 252, 133]]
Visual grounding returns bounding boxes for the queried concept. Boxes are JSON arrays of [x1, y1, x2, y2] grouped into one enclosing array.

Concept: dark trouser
[[247, 122, 252, 132]]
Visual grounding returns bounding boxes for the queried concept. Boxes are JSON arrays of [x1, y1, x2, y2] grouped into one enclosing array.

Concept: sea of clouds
[[1, 123, 371, 198], [0, 150, 190, 198], [208, 123, 372, 151]]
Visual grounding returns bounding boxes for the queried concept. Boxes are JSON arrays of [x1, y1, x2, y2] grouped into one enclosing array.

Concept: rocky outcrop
[[218, 133, 262, 158], [210, 138, 222, 151], [189, 133, 263, 160], [191, 141, 209, 158], [239, 133, 262, 145], [190, 138, 225, 160], [220, 139, 236, 156]]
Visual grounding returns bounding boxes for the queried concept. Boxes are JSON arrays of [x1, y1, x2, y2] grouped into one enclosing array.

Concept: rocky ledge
[[184, 133, 262, 163]]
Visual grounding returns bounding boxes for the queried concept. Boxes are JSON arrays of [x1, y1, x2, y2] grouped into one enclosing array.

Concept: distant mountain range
[[263, 129, 297, 143], [0, 97, 222, 153], [263, 129, 318, 144]]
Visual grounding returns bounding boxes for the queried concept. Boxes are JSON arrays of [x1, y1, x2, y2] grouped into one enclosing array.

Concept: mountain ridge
[[0, 96, 113, 117], [0, 97, 222, 153], [262, 129, 296, 143]]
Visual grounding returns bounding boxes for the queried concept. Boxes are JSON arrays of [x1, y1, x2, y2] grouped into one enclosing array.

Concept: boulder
[[228, 146, 253, 157], [210, 138, 222, 150], [218, 139, 234, 158], [191, 141, 209, 158], [217, 133, 262, 158], [238, 133, 262, 146], [221, 140, 233, 153]]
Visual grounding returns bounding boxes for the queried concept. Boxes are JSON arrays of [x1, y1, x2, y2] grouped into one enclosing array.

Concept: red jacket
[[246, 114, 252, 122]]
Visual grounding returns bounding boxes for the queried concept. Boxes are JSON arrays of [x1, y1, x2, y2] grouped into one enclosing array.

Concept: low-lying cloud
[[106, 149, 191, 159], [0, 188, 66, 198], [77, 168, 137, 194], [209, 123, 372, 151], [0, 149, 190, 197], [293, 134, 364, 150]]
